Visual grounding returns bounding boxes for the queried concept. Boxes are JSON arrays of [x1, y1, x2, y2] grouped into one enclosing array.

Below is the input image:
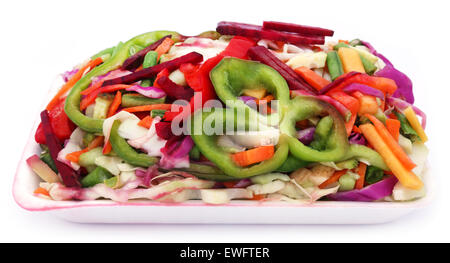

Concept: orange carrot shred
[[34, 187, 50, 196], [107, 91, 122, 117], [47, 57, 103, 110], [122, 104, 172, 113], [138, 116, 153, 129], [231, 145, 275, 167], [355, 163, 367, 189], [319, 170, 347, 189]]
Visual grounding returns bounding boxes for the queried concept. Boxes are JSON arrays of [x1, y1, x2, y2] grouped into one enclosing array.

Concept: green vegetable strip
[[326, 51, 344, 80], [359, 55, 377, 75], [121, 94, 166, 108], [64, 31, 180, 133], [109, 120, 158, 167]]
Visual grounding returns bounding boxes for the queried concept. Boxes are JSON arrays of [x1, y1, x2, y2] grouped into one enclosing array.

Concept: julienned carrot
[[231, 145, 275, 167], [122, 104, 172, 113], [107, 91, 122, 117], [66, 136, 105, 163], [386, 118, 401, 141], [155, 38, 175, 60], [256, 94, 275, 105], [365, 114, 416, 170], [80, 79, 104, 96], [355, 163, 367, 189], [46, 57, 103, 110], [319, 170, 347, 189], [359, 124, 423, 190], [352, 125, 362, 134], [103, 141, 112, 155], [294, 66, 330, 91], [34, 187, 50, 196], [404, 107, 428, 142], [337, 47, 365, 74], [251, 194, 266, 201], [80, 85, 130, 110], [138, 116, 153, 129]]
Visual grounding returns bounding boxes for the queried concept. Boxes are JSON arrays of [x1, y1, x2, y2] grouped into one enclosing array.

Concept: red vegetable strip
[[122, 35, 171, 71], [318, 72, 361, 95], [47, 57, 103, 111], [154, 68, 170, 89], [263, 21, 334, 37], [107, 91, 122, 117], [156, 76, 194, 101], [247, 46, 317, 94], [217, 21, 325, 45], [102, 52, 203, 86], [40, 110, 80, 187], [80, 85, 130, 111]]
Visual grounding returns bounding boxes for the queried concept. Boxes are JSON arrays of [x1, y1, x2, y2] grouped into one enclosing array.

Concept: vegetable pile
[[28, 21, 429, 204]]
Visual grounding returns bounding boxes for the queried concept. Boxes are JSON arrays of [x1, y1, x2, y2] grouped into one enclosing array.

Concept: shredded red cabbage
[[160, 136, 194, 169], [125, 85, 166, 99], [387, 97, 426, 129], [342, 83, 384, 99], [135, 165, 160, 187], [361, 40, 414, 103], [349, 132, 366, 145], [297, 127, 315, 145], [155, 121, 174, 140], [327, 176, 398, 202]]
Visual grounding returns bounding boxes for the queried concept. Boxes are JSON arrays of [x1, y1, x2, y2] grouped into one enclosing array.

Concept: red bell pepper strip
[[325, 73, 397, 95], [35, 99, 76, 144]]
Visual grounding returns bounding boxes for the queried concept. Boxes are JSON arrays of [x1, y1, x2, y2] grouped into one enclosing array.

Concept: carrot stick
[[80, 79, 104, 96], [80, 85, 130, 110], [355, 163, 367, 189], [66, 136, 105, 163], [231, 145, 275, 167], [386, 118, 401, 141], [122, 104, 172, 113], [155, 38, 175, 60], [107, 91, 122, 117], [138, 116, 153, 129], [319, 170, 347, 189], [404, 107, 428, 142], [46, 57, 103, 110], [359, 123, 423, 190], [352, 125, 362, 134], [34, 187, 50, 196], [294, 66, 330, 91], [365, 114, 416, 170], [102, 141, 112, 155]]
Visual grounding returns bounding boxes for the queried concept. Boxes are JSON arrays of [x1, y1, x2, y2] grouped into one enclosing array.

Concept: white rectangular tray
[[13, 81, 433, 224]]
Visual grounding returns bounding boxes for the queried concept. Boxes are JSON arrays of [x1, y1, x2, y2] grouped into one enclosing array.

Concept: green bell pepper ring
[[280, 96, 350, 162], [190, 108, 289, 178], [65, 31, 181, 133], [343, 144, 389, 171], [109, 120, 158, 167], [210, 57, 291, 126]]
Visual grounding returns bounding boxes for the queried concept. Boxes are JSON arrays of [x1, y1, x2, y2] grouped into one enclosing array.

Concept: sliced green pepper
[[81, 166, 112, 188], [280, 96, 349, 162], [109, 120, 158, 167], [343, 144, 389, 171], [65, 31, 181, 133], [190, 108, 289, 178], [210, 57, 291, 126], [121, 94, 166, 107]]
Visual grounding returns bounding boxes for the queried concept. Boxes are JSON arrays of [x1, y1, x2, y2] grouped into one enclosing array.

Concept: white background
[[1, 0, 449, 242]]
